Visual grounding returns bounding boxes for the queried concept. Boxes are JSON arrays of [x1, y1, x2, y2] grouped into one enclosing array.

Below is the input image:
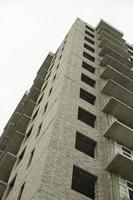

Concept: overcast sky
[[0, 0, 133, 135]]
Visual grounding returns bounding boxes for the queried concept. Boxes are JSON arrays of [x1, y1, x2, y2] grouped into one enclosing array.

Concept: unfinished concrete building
[[0, 18, 133, 200]]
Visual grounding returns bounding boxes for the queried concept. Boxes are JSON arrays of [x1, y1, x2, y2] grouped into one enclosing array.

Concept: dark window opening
[[84, 36, 94, 45], [84, 43, 95, 53], [85, 30, 94, 38], [36, 123, 42, 137], [83, 52, 95, 62], [62, 46, 65, 52], [127, 182, 133, 190], [42, 82, 48, 92], [71, 165, 97, 199], [49, 63, 54, 71], [75, 132, 96, 158], [17, 183, 25, 200], [82, 61, 95, 73], [38, 94, 44, 105], [16, 147, 26, 166], [43, 103, 48, 115], [129, 189, 133, 200], [80, 88, 96, 105], [26, 126, 33, 140], [27, 149, 35, 169], [56, 64, 59, 69], [32, 108, 39, 120], [53, 74, 57, 82], [48, 87, 53, 96], [45, 71, 51, 81], [81, 73, 95, 87], [86, 25, 94, 32], [78, 107, 96, 128]]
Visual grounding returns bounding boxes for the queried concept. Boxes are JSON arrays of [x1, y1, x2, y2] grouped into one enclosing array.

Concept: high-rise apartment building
[[0, 18, 133, 200]]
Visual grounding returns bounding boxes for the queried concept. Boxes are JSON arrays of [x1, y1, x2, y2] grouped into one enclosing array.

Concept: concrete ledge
[[96, 20, 123, 37], [100, 48, 133, 68], [103, 120, 133, 149], [101, 65, 133, 92], [106, 153, 133, 182], [98, 30, 125, 44], [102, 97, 133, 129], [102, 79, 133, 108], [99, 38, 128, 55], [100, 54, 133, 80], [99, 44, 130, 60]]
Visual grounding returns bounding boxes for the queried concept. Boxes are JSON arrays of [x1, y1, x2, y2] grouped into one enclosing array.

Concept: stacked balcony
[[97, 20, 133, 70], [29, 52, 54, 102], [106, 142, 133, 182], [0, 52, 54, 199], [97, 20, 133, 183], [100, 54, 133, 80]]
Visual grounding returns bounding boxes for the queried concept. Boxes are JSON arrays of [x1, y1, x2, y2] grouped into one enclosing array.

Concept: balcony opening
[[78, 107, 96, 128], [32, 108, 39, 121], [84, 36, 94, 45], [85, 30, 94, 38], [26, 126, 33, 140], [83, 51, 95, 62], [16, 147, 26, 167], [71, 165, 97, 199], [81, 73, 96, 87], [82, 61, 95, 73], [80, 88, 96, 105], [84, 43, 95, 53], [127, 182, 133, 200], [85, 25, 94, 33], [75, 131, 96, 158], [122, 146, 132, 158]]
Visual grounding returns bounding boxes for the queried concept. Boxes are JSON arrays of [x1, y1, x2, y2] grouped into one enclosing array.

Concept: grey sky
[[0, 0, 133, 135]]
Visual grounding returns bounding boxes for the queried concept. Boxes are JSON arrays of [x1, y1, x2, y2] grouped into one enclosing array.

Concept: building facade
[[0, 18, 133, 200]]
